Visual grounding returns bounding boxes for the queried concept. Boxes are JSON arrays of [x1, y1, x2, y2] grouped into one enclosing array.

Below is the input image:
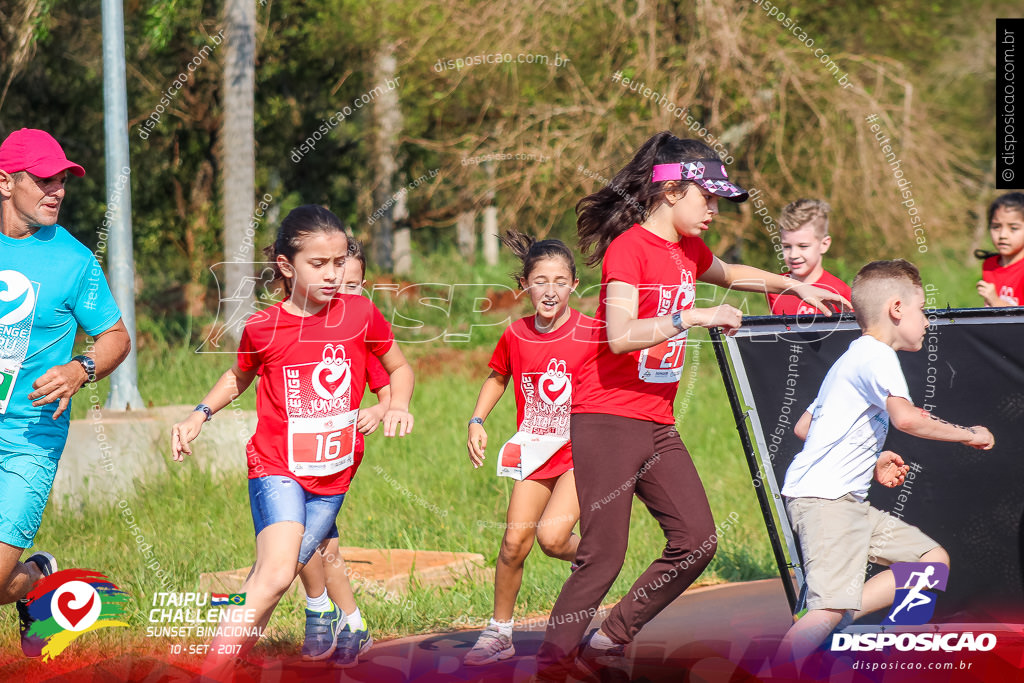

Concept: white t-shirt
[[782, 335, 911, 501]]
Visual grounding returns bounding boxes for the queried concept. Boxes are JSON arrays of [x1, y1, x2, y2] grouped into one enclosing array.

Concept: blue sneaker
[[301, 603, 345, 661], [17, 552, 58, 658], [333, 623, 373, 668]]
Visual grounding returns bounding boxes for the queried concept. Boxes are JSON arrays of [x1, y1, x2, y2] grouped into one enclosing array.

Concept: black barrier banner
[[716, 307, 1024, 623]]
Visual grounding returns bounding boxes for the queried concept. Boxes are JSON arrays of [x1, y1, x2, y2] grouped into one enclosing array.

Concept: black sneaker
[[573, 629, 630, 682], [17, 551, 58, 658]]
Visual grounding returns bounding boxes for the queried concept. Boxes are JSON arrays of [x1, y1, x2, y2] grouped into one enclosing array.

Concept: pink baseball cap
[[0, 128, 85, 178]]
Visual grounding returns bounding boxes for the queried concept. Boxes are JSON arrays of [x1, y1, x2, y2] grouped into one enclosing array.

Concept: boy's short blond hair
[[779, 199, 831, 238], [851, 259, 922, 329]]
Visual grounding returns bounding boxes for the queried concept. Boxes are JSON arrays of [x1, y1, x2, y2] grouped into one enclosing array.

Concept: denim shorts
[[247, 475, 345, 564], [0, 451, 60, 549]]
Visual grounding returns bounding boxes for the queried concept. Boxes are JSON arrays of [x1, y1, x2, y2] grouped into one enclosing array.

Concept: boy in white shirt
[[777, 259, 995, 662]]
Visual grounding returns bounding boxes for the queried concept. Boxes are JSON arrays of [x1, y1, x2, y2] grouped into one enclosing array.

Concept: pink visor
[[651, 158, 747, 201]]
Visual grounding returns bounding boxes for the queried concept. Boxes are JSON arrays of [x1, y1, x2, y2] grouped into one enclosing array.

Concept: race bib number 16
[[288, 409, 358, 477]]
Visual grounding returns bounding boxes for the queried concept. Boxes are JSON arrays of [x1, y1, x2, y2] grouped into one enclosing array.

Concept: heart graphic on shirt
[[312, 345, 351, 400], [0, 270, 35, 326], [313, 362, 350, 400], [538, 359, 571, 406], [671, 271, 696, 312]]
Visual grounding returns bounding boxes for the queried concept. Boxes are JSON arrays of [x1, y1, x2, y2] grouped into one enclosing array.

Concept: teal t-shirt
[[0, 224, 121, 457]]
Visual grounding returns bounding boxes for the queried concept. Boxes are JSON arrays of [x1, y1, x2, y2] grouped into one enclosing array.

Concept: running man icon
[[886, 562, 950, 625]]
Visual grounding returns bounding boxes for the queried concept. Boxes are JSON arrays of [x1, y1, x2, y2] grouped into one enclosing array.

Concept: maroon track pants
[[537, 413, 717, 669]]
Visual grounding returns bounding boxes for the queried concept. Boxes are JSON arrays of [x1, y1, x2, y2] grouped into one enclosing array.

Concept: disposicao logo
[[831, 562, 996, 653], [25, 569, 129, 661]]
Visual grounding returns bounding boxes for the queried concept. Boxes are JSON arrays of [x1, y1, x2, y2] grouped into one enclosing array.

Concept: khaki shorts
[[786, 494, 939, 611]]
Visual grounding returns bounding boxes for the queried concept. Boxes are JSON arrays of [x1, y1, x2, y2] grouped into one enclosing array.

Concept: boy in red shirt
[[766, 199, 851, 315]]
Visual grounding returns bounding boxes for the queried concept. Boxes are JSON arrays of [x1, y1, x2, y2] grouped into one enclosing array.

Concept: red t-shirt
[[982, 255, 1024, 306], [766, 269, 851, 315], [573, 225, 714, 424], [237, 295, 394, 495], [488, 309, 599, 479]]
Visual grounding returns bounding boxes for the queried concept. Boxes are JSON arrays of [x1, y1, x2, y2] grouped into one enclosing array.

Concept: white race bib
[[287, 408, 358, 477], [637, 331, 687, 383], [0, 360, 22, 414], [496, 432, 569, 480]]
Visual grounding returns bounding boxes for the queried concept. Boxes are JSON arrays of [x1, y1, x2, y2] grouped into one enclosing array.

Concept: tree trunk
[[371, 45, 401, 272], [392, 188, 412, 276], [482, 161, 498, 266], [175, 161, 214, 318], [456, 210, 476, 262], [482, 208, 498, 266], [219, 0, 256, 346]]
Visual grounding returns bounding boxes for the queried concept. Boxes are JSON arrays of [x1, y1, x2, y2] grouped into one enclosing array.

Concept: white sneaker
[[464, 627, 514, 666]]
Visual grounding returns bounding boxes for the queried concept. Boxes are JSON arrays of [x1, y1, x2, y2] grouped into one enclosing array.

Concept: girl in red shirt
[[171, 206, 414, 679], [536, 133, 849, 680], [464, 231, 597, 666], [977, 192, 1024, 307], [295, 239, 390, 666]]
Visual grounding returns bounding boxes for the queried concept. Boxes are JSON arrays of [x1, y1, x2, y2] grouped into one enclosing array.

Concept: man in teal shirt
[[0, 128, 131, 656]]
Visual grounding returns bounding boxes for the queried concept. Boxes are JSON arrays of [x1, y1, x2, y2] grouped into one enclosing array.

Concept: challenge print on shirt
[[638, 269, 694, 384], [0, 270, 39, 413], [520, 359, 572, 437], [284, 344, 358, 476]]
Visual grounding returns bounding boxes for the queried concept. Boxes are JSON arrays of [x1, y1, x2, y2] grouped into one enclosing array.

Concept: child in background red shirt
[[464, 231, 597, 666], [766, 199, 852, 315], [977, 192, 1024, 307], [171, 206, 414, 681]]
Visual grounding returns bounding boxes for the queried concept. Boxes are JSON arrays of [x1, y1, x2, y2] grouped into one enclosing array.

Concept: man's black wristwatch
[[72, 355, 96, 385]]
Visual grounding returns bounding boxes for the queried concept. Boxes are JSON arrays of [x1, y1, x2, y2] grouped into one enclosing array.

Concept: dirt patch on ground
[[405, 346, 493, 379]]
